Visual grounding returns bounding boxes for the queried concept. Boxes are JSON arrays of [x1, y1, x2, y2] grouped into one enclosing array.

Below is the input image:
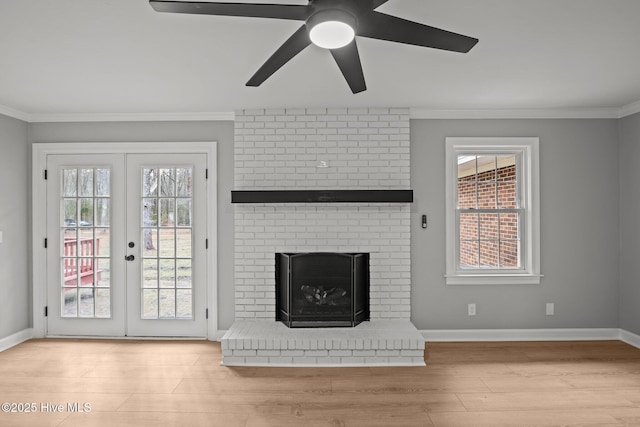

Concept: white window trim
[[445, 137, 541, 285]]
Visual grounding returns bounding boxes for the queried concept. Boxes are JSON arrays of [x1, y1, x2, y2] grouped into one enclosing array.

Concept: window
[[445, 137, 541, 285]]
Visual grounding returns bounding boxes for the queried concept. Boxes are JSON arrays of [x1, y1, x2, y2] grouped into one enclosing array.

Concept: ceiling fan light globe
[[309, 21, 355, 49], [306, 9, 357, 50]]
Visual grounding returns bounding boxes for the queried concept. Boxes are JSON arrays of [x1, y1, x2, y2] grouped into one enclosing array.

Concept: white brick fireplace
[[222, 107, 425, 366]]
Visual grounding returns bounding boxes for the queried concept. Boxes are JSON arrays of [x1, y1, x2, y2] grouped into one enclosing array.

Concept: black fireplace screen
[[275, 252, 369, 328]]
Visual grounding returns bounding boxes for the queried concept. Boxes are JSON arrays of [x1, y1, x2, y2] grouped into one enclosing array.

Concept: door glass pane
[[177, 199, 192, 226], [143, 289, 158, 319], [95, 169, 110, 196], [159, 259, 175, 288], [143, 228, 158, 258], [63, 169, 77, 197], [140, 166, 194, 320], [79, 169, 94, 197], [95, 199, 110, 227], [63, 288, 78, 317], [95, 289, 111, 318], [159, 289, 176, 318], [176, 168, 192, 197], [177, 230, 192, 258], [60, 167, 111, 318], [159, 229, 175, 258], [143, 259, 158, 288], [143, 169, 158, 197], [159, 168, 175, 197], [159, 199, 175, 226], [176, 290, 192, 319]]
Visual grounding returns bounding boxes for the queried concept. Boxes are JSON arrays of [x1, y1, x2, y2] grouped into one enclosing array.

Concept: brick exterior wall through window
[[457, 161, 519, 268]]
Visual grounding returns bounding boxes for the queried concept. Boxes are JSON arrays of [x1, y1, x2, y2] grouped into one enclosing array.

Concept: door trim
[[32, 142, 218, 339]]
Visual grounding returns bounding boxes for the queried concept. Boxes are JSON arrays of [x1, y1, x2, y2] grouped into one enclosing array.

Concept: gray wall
[[0, 114, 29, 339], [9, 117, 629, 337], [619, 112, 640, 335], [411, 119, 620, 330], [28, 121, 236, 330]]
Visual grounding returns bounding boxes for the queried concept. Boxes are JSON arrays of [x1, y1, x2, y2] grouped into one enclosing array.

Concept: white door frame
[[32, 142, 218, 339]]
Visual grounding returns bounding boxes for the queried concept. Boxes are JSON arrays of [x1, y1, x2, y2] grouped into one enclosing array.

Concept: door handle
[[125, 255, 135, 261]]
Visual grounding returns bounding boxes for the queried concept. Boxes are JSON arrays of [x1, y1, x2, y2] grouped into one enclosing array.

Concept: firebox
[[275, 252, 370, 328]]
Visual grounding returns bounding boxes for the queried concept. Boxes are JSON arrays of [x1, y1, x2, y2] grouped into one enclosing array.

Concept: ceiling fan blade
[[330, 40, 366, 94], [149, 1, 311, 21], [358, 11, 478, 53], [246, 25, 311, 87]]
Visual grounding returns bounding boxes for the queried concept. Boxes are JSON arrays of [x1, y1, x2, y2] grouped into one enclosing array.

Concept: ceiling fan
[[149, 0, 478, 93]]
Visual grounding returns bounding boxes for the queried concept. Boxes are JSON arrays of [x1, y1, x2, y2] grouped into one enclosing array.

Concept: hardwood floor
[[2, 339, 640, 426]]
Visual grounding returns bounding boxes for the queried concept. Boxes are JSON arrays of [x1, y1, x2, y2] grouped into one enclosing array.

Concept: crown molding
[[409, 107, 621, 120], [3, 102, 640, 123], [0, 105, 235, 122], [0, 104, 30, 122], [619, 100, 640, 118], [28, 111, 235, 123]]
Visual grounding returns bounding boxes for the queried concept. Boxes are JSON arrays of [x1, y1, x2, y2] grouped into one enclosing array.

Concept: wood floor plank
[[428, 410, 620, 427], [292, 390, 466, 413], [0, 376, 182, 394], [82, 364, 232, 380], [456, 390, 636, 412], [479, 373, 575, 392], [560, 372, 640, 389], [520, 341, 640, 362], [369, 363, 515, 377], [0, 364, 94, 378], [607, 389, 640, 405], [598, 406, 640, 424], [117, 393, 294, 414], [506, 360, 640, 377], [108, 340, 217, 354], [58, 411, 248, 427], [246, 412, 435, 427], [330, 374, 490, 393], [173, 377, 332, 394]]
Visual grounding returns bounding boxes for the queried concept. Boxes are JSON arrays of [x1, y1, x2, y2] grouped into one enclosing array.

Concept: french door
[[46, 153, 207, 337]]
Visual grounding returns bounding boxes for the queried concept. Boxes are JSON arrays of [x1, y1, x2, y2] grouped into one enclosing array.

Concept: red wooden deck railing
[[63, 237, 102, 287]]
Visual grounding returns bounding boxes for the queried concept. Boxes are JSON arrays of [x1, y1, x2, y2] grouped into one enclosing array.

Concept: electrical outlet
[[468, 303, 476, 316], [546, 303, 555, 316]]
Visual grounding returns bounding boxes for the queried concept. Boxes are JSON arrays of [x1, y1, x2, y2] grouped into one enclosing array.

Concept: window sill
[[445, 274, 543, 286]]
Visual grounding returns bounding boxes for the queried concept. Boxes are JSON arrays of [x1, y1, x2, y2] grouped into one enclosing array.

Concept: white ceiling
[[2, 0, 640, 120]]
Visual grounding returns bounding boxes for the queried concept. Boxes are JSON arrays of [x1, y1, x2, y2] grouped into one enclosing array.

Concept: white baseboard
[[0, 328, 33, 352], [619, 329, 640, 349], [421, 328, 621, 342]]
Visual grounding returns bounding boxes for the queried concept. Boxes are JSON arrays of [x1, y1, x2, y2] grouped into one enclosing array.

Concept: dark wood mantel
[[231, 190, 413, 204]]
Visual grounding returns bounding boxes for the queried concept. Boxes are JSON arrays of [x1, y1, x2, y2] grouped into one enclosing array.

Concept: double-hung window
[[445, 137, 541, 285]]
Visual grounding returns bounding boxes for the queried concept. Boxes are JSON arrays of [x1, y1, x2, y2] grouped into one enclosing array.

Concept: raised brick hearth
[[221, 320, 425, 366]]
